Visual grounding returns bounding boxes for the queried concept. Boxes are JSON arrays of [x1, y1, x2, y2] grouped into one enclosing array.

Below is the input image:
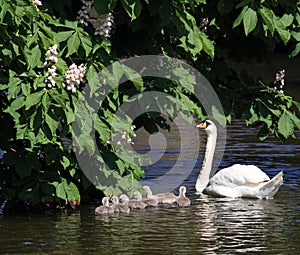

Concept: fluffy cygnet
[[119, 194, 147, 209], [111, 196, 130, 213], [133, 191, 158, 206], [143, 185, 177, 204], [95, 197, 114, 215], [175, 186, 191, 207]]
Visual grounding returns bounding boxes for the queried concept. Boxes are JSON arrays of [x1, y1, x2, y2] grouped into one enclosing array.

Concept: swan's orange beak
[[196, 122, 207, 129]]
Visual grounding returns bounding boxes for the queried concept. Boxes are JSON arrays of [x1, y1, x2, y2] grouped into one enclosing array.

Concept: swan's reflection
[[194, 195, 286, 254]]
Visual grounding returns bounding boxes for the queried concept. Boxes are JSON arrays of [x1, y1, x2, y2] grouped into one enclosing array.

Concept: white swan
[[196, 120, 283, 199], [175, 186, 191, 207]]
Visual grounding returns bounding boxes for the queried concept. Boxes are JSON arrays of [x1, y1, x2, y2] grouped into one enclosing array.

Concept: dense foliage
[[0, 0, 299, 208]]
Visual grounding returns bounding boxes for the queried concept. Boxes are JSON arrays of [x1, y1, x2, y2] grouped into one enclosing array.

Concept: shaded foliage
[[0, 0, 299, 207]]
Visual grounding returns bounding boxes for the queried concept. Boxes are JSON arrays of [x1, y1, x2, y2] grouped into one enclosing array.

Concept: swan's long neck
[[196, 130, 217, 192]]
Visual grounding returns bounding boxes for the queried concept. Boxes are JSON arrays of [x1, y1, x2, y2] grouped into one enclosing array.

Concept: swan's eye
[[197, 120, 208, 129]]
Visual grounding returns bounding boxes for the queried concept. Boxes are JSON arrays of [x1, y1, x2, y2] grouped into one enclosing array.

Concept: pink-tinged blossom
[[45, 66, 57, 88], [45, 55, 58, 64], [43, 45, 59, 67], [33, 0, 42, 11], [76, 1, 92, 27], [272, 69, 285, 94], [46, 44, 58, 56], [64, 63, 86, 93]]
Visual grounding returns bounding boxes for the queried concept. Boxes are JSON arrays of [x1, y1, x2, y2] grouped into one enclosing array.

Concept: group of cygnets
[[95, 185, 191, 215]]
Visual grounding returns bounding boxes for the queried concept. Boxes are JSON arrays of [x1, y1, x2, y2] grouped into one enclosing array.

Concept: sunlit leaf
[[278, 111, 294, 138], [243, 7, 258, 36]]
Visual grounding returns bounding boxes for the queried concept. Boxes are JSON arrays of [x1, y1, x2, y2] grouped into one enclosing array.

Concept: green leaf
[[25, 91, 44, 110], [63, 180, 80, 201], [0, 0, 11, 23], [291, 31, 300, 41], [245, 103, 259, 125], [200, 32, 215, 59], [121, 0, 142, 20], [80, 34, 93, 57], [66, 32, 80, 57], [116, 159, 125, 176], [287, 111, 300, 130], [56, 182, 66, 200], [278, 111, 294, 138], [258, 124, 269, 141], [33, 105, 43, 130], [94, 119, 111, 142], [274, 17, 291, 44], [10, 96, 25, 111], [86, 65, 102, 96], [280, 14, 294, 27], [122, 65, 144, 90], [55, 178, 80, 201], [61, 155, 70, 169], [7, 77, 22, 100], [259, 6, 275, 34], [29, 45, 42, 69], [55, 31, 73, 42], [233, 6, 247, 28], [42, 93, 51, 112], [243, 7, 258, 36], [289, 42, 300, 58], [45, 113, 59, 135]]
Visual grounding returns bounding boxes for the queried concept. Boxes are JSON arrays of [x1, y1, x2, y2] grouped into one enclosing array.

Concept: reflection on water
[[0, 119, 299, 254]]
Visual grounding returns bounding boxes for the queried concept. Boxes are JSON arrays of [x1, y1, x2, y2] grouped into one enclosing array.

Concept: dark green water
[[0, 118, 299, 255]]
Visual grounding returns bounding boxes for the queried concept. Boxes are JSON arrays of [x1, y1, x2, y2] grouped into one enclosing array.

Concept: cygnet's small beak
[[196, 122, 207, 129]]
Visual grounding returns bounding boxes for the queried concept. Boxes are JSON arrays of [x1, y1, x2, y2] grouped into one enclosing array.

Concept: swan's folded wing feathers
[[209, 164, 270, 187]]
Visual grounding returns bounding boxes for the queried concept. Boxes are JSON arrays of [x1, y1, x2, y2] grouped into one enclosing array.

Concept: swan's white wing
[[208, 164, 270, 188]]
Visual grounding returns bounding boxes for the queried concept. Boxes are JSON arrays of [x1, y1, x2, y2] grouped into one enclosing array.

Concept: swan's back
[[205, 164, 283, 198], [209, 164, 270, 187]]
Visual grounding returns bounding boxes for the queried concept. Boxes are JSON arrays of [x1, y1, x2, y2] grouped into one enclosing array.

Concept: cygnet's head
[[111, 196, 119, 204], [119, 194, 129, 202], [143, 186, 153, 196], [102, 197, 109, 206], [179, 186, 187, 195], [133, 191, 143, 200]]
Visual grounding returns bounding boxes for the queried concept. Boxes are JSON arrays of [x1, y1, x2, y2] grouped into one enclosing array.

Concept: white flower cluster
[[108, 125, 137, 146], [76, 0, 114, 39], [33, 0, 42, 11], [93, 12, 114, 39], [273, 69, 285, 94], [44, 45, 58, 89], [43, 44, 58, 67], [200, 17, 209, 32], [45, 66, 57, 89], [43, 45, 86, 93], [63, 63, 86, 93], [76, 0, 93, 27]]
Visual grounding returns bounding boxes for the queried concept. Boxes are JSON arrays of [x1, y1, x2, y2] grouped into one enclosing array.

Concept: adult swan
[[196, 120, 283, 199]]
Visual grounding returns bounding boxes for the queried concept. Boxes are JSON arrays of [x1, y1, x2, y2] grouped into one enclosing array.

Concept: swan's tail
[[259, 171, 283, 199]]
